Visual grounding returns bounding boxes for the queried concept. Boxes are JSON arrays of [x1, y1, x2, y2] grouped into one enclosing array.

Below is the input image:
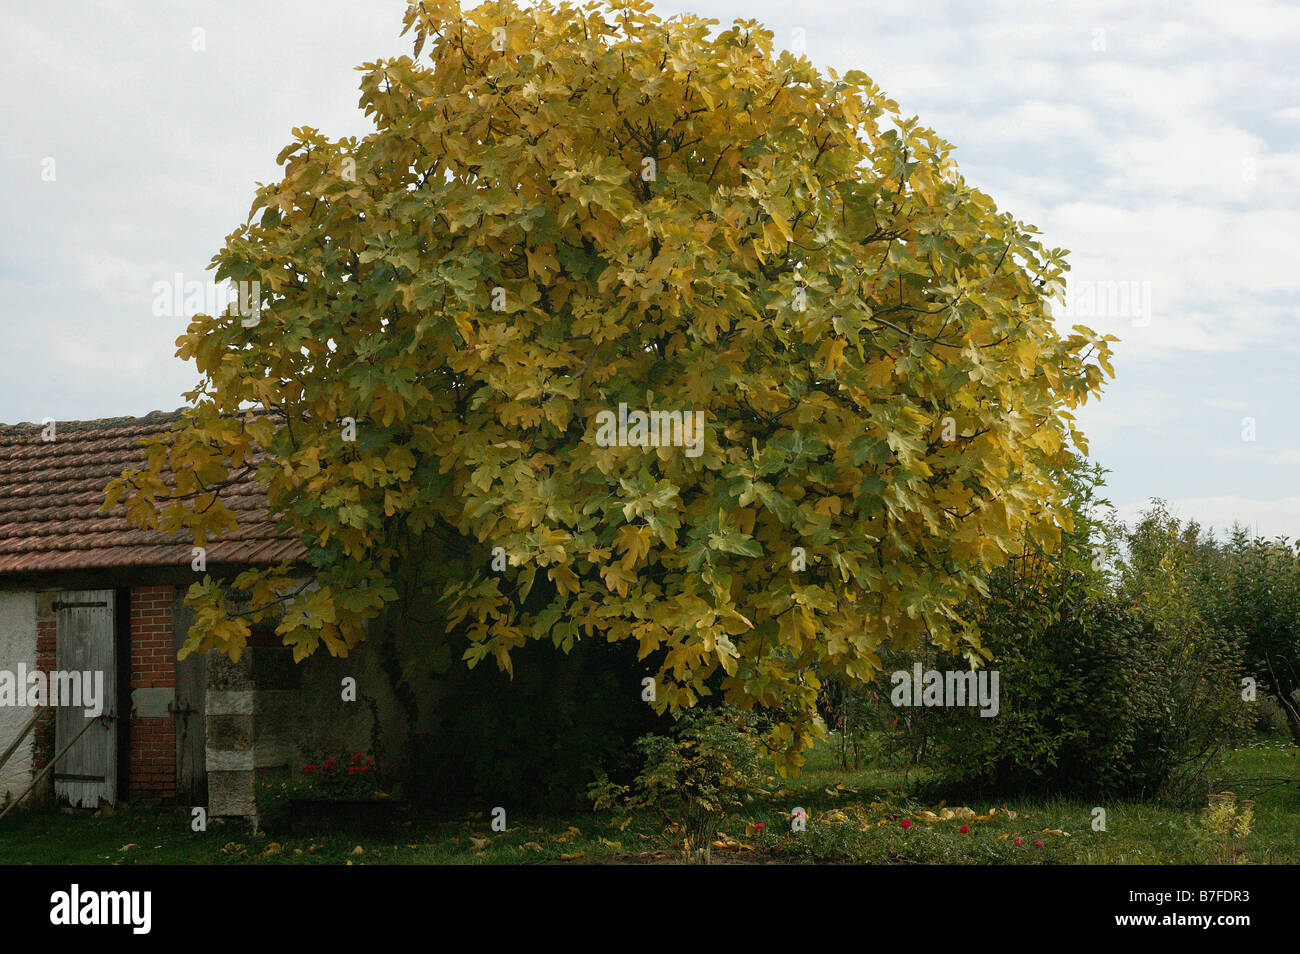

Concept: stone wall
[[204, 640, 296, 820], [204, 621, 409, 823]]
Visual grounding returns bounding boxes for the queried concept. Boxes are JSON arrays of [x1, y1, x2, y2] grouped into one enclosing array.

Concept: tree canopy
[[107, 0, 1114, 767]]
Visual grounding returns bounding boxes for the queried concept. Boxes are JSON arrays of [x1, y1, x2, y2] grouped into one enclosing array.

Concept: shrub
[[919, 474, 1249, 804], [1196, 791, 1255, 865], [927, 590, 1162, 799], [1118, 504, 1253, 802], [591, 706, 766, 862]]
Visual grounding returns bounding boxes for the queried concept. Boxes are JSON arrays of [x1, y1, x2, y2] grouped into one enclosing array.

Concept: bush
[[591, 706, 766, 862], [927, 590, 1151, 798], [1196, 791, 1255, 865], [1118, 504, 1253, 802], [919, 473, 1249, 804]]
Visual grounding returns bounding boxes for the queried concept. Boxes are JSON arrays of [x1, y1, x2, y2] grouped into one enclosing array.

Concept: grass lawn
[[3, 736, 1296, 865]]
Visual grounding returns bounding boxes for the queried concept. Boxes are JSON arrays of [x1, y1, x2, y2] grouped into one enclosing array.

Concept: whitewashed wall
[[0, 591, 39, 800]]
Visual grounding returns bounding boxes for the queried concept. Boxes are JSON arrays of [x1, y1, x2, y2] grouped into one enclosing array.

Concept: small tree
[[1195, 529, 1300, 743]]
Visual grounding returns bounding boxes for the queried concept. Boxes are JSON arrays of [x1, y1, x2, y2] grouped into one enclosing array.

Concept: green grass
[[2, 736, 1296, 864]]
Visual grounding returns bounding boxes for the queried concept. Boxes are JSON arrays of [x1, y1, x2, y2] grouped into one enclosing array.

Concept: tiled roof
[[0, 410, 305, 574]]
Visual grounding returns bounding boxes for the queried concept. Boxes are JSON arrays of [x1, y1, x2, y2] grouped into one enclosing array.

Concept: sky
[[2, 0, 1297, 539]]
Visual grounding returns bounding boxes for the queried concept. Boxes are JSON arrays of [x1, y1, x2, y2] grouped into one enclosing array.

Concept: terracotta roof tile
[[0, 410, 305, 573]]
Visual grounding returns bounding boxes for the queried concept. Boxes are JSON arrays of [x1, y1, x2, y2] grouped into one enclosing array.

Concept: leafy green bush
[[925, 589, 1162, 799], [591, 706, 766, 861], [919, 468, 1249, 804], [1117, 504, 1253, 801]]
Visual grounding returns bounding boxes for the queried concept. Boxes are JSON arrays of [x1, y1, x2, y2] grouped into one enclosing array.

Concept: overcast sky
[[2, 0, 1298, 538]]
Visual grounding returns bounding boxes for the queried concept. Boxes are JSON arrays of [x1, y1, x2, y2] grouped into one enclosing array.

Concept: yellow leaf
[[768, 209, 793, 242]]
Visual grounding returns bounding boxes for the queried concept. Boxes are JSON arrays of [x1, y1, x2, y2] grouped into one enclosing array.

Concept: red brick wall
[[128, 585, 177, 802]]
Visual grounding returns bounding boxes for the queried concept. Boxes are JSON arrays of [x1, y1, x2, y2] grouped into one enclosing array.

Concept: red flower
[[303, 765, 316, 774], [324, 759, 337, 770], [753, 822, 765, 832], [1035, 839, 1044, 848], [348, 767, 358, 775], [900, 818, 912, 829], [1014, 837, 1022, 846], [959, 824, 970, 834]]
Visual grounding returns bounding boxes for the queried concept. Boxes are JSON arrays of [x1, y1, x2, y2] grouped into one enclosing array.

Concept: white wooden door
[[54, 590, 116, 807]]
